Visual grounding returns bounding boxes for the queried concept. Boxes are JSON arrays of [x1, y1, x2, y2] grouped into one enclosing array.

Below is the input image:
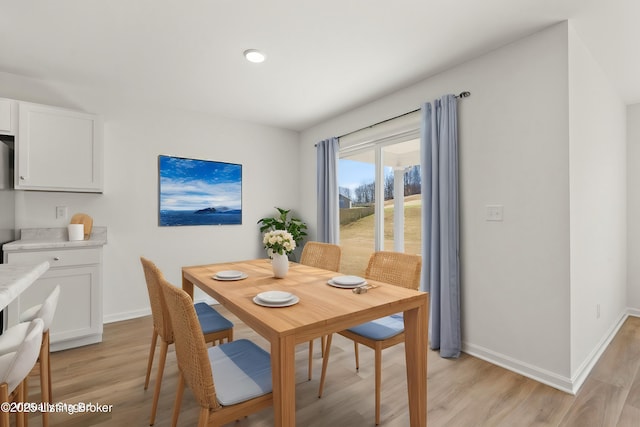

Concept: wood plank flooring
[[18, 310, 640, 426]]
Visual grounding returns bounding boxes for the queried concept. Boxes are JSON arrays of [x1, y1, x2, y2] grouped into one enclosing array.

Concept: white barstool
[[0, 318, 44, 427], [17, 285, 60, 427]]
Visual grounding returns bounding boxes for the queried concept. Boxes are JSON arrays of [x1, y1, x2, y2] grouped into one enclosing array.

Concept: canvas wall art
[[158, 155, 242, 226]]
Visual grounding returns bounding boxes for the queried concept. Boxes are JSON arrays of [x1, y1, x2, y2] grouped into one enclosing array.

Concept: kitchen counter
[[0, 261, 50, 310], [2, 226, 108, 251]]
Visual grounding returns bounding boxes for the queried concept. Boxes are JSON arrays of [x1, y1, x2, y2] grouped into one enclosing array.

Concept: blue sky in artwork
[[159, 155, 242, 211]]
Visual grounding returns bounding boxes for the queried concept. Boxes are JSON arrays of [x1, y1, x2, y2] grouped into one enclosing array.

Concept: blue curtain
[[421, 94, 461, 358], [316, 137, 340, 243]]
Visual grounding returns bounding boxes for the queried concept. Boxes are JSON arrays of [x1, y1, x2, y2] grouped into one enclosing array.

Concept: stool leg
[[40, 331, 50, 427]]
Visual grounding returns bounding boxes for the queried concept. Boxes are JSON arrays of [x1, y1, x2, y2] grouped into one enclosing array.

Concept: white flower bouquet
[[263, 230, 297, 255]]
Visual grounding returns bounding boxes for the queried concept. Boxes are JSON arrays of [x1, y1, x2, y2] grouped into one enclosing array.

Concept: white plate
[[216, 270, 244, 279], [256, 290, 294, 304], [327, 279, 368, 289], [331, 275, 366, 286], [253, 295, 299, 307], [213, 273, 248, 281]]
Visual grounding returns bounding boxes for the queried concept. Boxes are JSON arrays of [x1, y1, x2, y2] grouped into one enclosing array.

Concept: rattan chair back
[[300, 242, 342, 272], [159, 277, 220, 411], [364, 251, 422, 290], [140, 257, 174, 343]]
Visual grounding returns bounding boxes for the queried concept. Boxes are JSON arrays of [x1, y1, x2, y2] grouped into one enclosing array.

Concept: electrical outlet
[[486, 205, 504, 222], [56, 206, 67, 219]]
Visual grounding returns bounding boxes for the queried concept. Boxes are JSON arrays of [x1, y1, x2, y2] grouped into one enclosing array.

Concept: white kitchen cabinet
[[15, 101, 103, 192], [0, 98, 17, 135], [4, 246, 103, 351]]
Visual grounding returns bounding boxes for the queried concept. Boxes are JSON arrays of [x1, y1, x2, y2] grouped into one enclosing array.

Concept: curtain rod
[[336, 91, 470, 140]]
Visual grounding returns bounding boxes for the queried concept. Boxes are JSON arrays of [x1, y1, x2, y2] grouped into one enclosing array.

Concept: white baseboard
[[462, 342, 575, 394], [462, 309, 629, 395], [103, 297, 220, 324], [103, 307, 150, 324], [627, 308, 640, 318], [570, 310, 627, 394]]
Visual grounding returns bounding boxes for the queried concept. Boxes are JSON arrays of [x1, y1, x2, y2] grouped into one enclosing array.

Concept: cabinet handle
[[53, 257, 60, 261], [19, 176, 25, 180]]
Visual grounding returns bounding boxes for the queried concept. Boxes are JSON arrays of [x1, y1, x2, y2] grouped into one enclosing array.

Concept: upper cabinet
[[0, 98, 17, 135], [15, 102, 103, 192]]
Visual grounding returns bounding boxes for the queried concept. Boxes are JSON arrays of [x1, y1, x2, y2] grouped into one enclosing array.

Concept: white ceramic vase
[[271, 253, 289, 278]]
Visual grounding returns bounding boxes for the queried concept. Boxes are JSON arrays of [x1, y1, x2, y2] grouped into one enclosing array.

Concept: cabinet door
[[9, 265, 103, 351], [0, 98, 17, 135], [16, 102, 103, 192]]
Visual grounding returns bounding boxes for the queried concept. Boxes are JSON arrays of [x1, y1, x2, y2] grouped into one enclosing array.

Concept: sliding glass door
[[338, 137, 422, 276]]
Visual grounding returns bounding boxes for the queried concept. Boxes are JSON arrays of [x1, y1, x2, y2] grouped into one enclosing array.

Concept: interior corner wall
[[301, 22, 573, 387], [567, 24, 627, 386], [0, 70, 300, 322], [627, 103, 640, 312]]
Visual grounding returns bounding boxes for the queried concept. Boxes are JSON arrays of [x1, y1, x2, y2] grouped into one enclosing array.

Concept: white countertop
[[0, 261, 50, 310], [2, 226, 108, 252]]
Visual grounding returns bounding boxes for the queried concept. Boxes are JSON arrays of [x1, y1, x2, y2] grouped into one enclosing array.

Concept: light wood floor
[[20, 310, 640, 426]]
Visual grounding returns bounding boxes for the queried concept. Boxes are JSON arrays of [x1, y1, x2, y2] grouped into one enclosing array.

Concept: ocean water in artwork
[[158, 155, 242, 226], [159, 209, 242, 226]]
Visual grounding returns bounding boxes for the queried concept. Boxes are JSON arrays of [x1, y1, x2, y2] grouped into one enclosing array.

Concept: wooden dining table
[[182, 258, 429, 427]]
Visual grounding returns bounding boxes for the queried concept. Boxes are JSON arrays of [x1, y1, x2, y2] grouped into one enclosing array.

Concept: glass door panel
[[338, 137, 422, 275], [338, 156, 375, 276], [381, 139, 422, 254]]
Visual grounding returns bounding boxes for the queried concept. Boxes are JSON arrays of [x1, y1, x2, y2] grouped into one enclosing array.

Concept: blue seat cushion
[[194, 302, 234, 334], [209, 339, 272, 406], [347, 313, 404, 340]]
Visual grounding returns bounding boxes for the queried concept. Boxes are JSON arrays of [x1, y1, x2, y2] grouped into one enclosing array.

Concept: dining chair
[[140, 257, 234, 426], [0, 318, 44, 427], [299, 242, 342, 380], [318, 251, 422, 425], [159, 273, 273, 427], [17, 285, 61, 427]]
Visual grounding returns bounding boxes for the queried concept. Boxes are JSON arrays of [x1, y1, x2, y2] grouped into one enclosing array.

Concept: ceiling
[[0, 0, 637, 132]]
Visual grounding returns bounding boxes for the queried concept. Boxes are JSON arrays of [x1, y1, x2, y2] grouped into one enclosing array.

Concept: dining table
[[182, 258, 429, 427]]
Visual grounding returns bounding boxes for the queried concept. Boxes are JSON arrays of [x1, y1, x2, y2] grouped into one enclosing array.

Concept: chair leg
[[197, 407, 209, 427], [318, 334, 333, 398], [308, 340, 314, 380], [144, 330, 158, 390], [171, 374, 185, 427], [354, 342, 360, 371], [374, 347, 382, 425], [149, 340, 168, 425], [40, 332, 50, 427]]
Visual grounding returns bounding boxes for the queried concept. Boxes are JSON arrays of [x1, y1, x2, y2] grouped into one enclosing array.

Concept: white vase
[[271, 253, 289, 278]]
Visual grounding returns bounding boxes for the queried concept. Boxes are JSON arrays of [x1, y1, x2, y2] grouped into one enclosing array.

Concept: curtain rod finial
[[458, 91, 471, 98]]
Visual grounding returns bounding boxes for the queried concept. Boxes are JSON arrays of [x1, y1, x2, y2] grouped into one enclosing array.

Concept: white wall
[[567, 25, 627, 385], [628, 104, 640, 312], [0, 71, 300, 322], [301, 23, 574, 388]]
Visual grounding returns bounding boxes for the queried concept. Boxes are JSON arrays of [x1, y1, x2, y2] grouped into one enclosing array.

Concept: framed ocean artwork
[[158, 155, 242, 226]]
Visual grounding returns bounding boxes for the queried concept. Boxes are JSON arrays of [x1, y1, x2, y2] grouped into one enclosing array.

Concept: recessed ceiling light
[[244, 49, 266, 63]]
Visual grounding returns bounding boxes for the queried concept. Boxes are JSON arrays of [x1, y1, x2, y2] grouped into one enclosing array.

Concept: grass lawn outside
[[339, 195, 422, 276]]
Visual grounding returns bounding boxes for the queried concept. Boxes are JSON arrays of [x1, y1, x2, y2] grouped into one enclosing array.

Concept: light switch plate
[[486, 205, 503, 221]]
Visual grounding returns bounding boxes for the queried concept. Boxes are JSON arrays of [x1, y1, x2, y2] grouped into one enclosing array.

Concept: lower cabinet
[[4, 247, 103, 351]]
